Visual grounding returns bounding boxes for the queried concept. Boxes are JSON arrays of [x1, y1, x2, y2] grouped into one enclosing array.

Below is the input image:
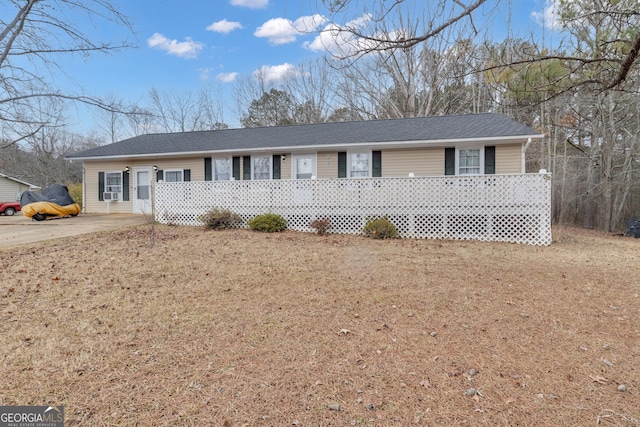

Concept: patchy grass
[[0, 226, 639, 426]]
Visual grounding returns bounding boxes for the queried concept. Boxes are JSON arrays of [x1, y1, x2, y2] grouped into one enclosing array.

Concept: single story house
[[67, 113, 543, 216], [0, 172, 40, 202]]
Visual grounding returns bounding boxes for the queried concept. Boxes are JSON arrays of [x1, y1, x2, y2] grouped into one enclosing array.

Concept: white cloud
[[217, 72, 238, 83], [253, 63, 296, 82], [531, 0, 562, 30], [198, 68, 217, 80], [255, 18, 297, 44], [304, 14, 373, 57], [293, 14, 327, 33], [207, 19, 243, 34], [231, 0, 268, 9], [255, 14, 326, 45], [147, 33, 204, 59]]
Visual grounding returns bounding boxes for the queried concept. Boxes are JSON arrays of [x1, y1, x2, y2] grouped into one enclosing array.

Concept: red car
[[0, 201, 21, 216]]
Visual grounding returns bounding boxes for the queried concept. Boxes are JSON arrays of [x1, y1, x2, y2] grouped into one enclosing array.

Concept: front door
[[133, 167, 153, 214]]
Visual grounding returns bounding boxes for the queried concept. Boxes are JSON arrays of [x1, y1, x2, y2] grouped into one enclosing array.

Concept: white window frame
[[252, 155, 272, 180], [164, 169, 184, 182], [348, 151, 371, 178], [456, 147, 484, 175], [292, 153, 316, 180], [104, 171, 123, 195], [213, 157, 232, 181]]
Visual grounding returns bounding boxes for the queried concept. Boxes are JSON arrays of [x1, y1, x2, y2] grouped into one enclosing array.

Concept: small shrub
[[198, 207, 243, 230], [362, 215, 398, 239], [309, 217, 332, 236], [248, 213, 286, 232]]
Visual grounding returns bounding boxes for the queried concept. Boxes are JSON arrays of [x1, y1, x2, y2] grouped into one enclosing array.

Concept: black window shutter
[[372, 150, 382, 177], [232, 156, 241, 180], [484, 146, 496, 175], [338, 152, 347, 178], [444, 148, 456, 175], [272, 155, 281, 180], [122, 171, 130, 201], [204, 158, 212, 181], [98, 172, 105, 201], [183, 169, 191, 182], [243, 156, 251, 180], [157, 169, 164, 181]]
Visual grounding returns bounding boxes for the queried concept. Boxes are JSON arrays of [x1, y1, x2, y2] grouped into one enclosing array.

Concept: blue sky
[[61, 0, 560, 135]]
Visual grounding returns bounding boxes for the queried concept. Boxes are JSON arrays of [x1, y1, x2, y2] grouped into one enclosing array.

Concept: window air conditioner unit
[[103, 192, 119, 201]]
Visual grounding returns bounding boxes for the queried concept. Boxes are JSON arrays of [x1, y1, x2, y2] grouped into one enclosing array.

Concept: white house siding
[[152, 158, 204, 181], [315, 149, 445, 179], [280, 154, 292, 179], [316, 151, 338, 179], [382, 147, 443, 177], [84, 158, 203, 213], [82, 143, 527, 213], [383, 143, 524, 176], [496, 143, 523, 174], [302, 145, 524, 179], [84, 161, 132, 214], [0, 177, 28, 201]]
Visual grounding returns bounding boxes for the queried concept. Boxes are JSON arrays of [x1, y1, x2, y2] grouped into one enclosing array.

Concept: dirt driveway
[[0, 213, 148, 248]]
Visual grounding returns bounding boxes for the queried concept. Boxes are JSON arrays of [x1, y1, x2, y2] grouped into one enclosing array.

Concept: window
[[105, 172, 122, 193], [164, 169, 184, 182], [214, 158, 231, 181], [349, 152, 369, 177], [445, 146, 495, 176], [293, 154, 315, 179], [99, 171, 129, 201], [136, 170, 150, 200], [458, 149, 481, 175], [253, 156, 271, 180]]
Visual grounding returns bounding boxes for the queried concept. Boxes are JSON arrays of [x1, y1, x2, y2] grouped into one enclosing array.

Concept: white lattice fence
[[155, 174, 552, 245]]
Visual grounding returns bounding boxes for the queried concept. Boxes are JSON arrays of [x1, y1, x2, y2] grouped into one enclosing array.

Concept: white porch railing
[[155, 173, 552, 245]]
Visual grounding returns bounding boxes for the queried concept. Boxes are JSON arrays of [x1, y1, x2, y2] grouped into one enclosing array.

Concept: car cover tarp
[[20, 183, 76, 206], [20, 183, 80, 220]]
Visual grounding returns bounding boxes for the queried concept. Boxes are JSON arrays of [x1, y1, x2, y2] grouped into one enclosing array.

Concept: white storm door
[[133, 167, 152, 214]]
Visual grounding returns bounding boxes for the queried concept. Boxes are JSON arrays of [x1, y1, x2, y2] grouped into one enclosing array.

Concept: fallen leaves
[[590, 375, 609, 385], [1, 226, 638, 425]]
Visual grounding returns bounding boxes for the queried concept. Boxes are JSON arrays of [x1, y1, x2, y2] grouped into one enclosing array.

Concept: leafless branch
[[0, 124, 44, 149], [605, 32, 640, 90]]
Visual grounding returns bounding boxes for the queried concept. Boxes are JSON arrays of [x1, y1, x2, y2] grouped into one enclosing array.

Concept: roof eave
[[0, 173, 40, 188], [67, 134, 543, 161]]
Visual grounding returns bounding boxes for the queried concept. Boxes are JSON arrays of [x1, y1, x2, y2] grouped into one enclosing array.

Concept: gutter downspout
[[522, 138, 532, 173]]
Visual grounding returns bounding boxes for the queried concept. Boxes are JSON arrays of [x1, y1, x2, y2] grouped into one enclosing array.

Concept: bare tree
[[312, 0, 488, 62], [233, 72, 275, 125], [197, 85, 227, 130], [281, 59, 339, 123], [124, 105, 156, 137], [335, 34, 487, 119], [317, 0, 639, 92], [94, 95, 127, 143], [0, 0, 134, 146], [148, 86, 226, 133]]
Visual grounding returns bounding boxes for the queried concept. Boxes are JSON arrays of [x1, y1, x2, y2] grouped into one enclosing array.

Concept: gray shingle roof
[[67, 113, 542, 160]]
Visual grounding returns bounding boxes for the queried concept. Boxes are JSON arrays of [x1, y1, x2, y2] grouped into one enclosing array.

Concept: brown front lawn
[[1, 226, 638, 426]]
